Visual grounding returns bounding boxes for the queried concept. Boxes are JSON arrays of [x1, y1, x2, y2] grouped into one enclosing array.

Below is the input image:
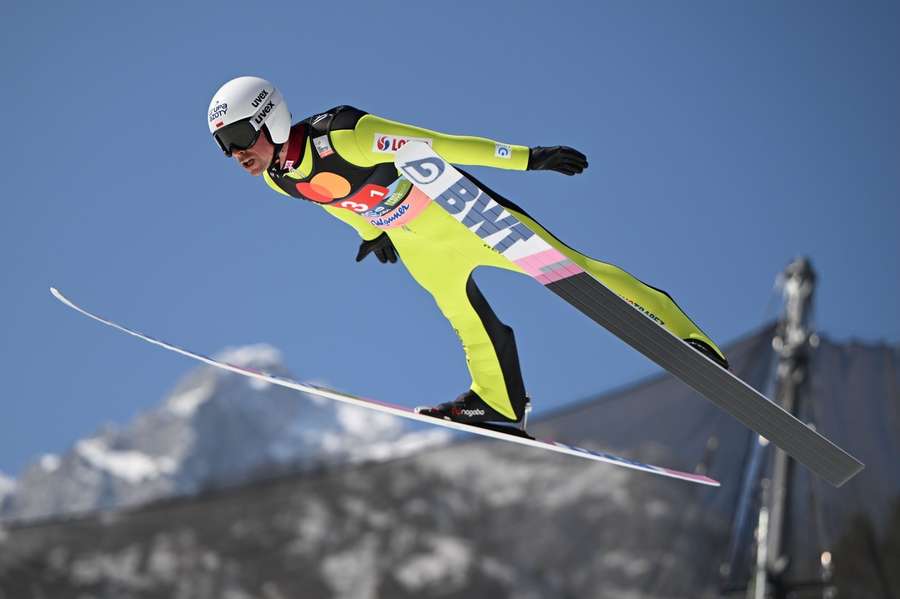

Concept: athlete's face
[[232, 133, 274, 177]]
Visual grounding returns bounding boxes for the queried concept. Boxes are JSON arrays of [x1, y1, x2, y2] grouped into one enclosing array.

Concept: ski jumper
[[263, 106, 726, 420]]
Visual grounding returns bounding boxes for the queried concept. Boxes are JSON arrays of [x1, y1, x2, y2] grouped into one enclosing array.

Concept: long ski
[[394, 143, 863, 487], [50, 287, 720, 487]]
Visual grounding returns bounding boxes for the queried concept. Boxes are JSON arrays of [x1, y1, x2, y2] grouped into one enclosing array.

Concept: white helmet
[[207, 76, 291, 155]]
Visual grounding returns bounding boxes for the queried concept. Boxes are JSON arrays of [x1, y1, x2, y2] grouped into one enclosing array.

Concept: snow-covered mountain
[[1, 344, 449, 522], [6, 326, 895, 599], [0, 474, 15, 511], [0, 327, 785, 598]]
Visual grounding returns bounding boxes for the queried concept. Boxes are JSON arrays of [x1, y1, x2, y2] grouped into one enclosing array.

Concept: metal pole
[[750, 257, 817, 599]]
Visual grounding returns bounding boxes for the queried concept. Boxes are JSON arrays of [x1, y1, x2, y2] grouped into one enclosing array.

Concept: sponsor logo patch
[[626, 299, 665, 326], [250, 89, 269, 108], [452, 407, 485, 418], [252, 100, 275, 126], [373, 134, 433, 154], [495, 143, 512, 159], [397, 156, 445, 185], [208, 103, 228, 122], [339, 184, 390, 215], [384, 190, 405, 207], [398, 155, 535, 254], [313, 135, 334, 158], [369, 203, 410, 227]]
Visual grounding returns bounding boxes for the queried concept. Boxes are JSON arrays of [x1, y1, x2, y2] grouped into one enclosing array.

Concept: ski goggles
[[213, 118, 261, 156]]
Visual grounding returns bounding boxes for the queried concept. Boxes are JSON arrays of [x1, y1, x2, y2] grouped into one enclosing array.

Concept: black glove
[[528, 146, 588, 176], [355, 232, 398, 264]]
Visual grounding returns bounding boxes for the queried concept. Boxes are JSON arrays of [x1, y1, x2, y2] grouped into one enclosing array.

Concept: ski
[[50, 287, 719, 487], [394, 143, 864, 488]]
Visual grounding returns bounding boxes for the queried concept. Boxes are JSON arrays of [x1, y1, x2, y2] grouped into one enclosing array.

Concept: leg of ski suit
[[387, 182, 725, 421], [387, 202, 528, 421], [503, 206, 725, 359], [462, 169, 727, 367]]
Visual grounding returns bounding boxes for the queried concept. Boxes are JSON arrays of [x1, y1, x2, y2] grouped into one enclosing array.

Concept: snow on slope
[[0, 474, 15, 506]]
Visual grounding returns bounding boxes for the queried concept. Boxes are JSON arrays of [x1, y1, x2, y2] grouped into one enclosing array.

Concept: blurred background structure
[[1, 258, 897, 598]]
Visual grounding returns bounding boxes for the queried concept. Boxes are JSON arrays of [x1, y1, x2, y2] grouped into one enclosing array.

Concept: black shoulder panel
[[330, 105, 367, 131]]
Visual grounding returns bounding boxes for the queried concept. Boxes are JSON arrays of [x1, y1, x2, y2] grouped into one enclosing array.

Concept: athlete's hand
[[528, 146, 588, 176], [355, 233, 398, 264]]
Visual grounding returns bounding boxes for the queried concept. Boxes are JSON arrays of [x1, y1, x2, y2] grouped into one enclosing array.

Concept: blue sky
[[2, 1, 898, 476]]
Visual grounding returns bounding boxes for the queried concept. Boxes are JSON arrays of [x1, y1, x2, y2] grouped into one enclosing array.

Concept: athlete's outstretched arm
[[337, 113, 588, 175]]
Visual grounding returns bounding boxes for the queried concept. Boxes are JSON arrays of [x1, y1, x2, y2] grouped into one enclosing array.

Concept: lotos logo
[[251, 89, 269, 108], [208, 102, 228, 122], [372, 133, 432, 154], [252, 100, 275, 126], [376, 136, 392, 151]]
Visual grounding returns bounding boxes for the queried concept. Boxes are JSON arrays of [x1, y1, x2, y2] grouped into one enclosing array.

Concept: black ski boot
[[416, 390, 532, 437], [684, 338, 730, 370]]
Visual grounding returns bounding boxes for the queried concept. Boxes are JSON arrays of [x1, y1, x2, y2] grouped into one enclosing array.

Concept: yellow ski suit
[[262, 106, 726, 420]]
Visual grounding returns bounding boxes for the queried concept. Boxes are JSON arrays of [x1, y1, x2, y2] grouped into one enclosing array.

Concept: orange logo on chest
[[295, 172, 352, 203]]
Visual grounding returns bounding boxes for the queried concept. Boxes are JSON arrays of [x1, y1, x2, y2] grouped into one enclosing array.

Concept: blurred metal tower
[[749, 257, 835, 599]]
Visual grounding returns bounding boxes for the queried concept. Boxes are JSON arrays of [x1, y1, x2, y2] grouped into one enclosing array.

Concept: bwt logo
[[400, 157, 534, 253], [436, 177, 535, 252]]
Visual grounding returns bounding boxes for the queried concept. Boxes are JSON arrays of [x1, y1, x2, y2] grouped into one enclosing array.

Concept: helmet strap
[[261, 125, 284, 170], [269, 143, 284, 170]]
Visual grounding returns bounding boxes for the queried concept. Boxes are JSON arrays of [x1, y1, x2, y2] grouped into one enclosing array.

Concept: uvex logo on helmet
[[251, 89, 269, 108], [253, 100, 275, 126]]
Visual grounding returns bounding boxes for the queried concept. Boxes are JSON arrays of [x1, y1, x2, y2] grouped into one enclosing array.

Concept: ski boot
[[684, 338, 730, 370], [416, 390, 533, 439]]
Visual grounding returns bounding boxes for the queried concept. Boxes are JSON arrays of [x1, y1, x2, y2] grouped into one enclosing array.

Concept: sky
[[1, 1, 898, 476]]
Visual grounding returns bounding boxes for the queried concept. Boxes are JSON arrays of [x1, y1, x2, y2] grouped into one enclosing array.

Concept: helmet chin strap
[[262, 125, 284, 171], [269, 143, 284, 170]]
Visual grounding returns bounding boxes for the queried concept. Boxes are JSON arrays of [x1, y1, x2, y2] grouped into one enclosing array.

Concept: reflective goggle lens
[[213, 118, 261, 156]]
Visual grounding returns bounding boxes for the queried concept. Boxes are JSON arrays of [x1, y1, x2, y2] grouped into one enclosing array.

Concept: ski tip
[[833, 460, 866, 488], [676, 471, 720, 487], [50, 287, 73, 308]]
